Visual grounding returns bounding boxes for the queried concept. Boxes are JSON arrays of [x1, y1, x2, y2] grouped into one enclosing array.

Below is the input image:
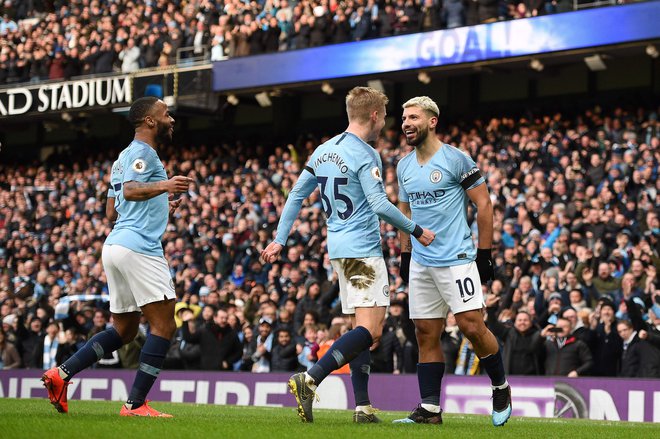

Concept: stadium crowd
[[1, 0, 602, 84], [0, 104, 659, 378]]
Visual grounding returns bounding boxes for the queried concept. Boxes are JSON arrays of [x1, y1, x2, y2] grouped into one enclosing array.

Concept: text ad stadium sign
[[0, 75, 131, 117]]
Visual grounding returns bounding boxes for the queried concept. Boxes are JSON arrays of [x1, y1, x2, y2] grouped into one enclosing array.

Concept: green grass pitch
[[0, 398, 657, 439]]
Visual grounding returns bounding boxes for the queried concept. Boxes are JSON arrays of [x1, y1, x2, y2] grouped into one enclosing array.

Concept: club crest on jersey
[[383, 285, 390, 297], [430, 170, 442, 183], [132, 159, 147, 173], [371, 167, 382, 181]]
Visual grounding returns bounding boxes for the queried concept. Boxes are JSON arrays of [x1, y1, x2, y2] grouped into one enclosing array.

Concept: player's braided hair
[[128, 96, 159, 128]]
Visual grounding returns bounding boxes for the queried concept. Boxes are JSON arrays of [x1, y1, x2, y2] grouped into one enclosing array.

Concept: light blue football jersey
[[275, 132, 417, 259], [397, 144, 485, 267], [104, 140, 169, 257]]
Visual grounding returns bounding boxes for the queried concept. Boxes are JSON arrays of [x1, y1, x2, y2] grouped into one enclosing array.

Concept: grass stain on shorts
[[342, 258, 376, 289]]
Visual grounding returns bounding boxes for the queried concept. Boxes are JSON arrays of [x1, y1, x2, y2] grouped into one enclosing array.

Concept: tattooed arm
[[123, 176, 191, 201], [399, 201, 413, 253]]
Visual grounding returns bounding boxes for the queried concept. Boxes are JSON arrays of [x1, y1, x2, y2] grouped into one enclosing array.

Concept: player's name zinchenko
[[312, 152, 349, 174]]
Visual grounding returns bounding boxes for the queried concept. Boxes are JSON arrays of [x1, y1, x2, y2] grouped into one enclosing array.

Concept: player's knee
[[415, 330, 433, 346], [151, 318, 176, 339], [458, 319, 484, 341], [415, 324, 442, 345]]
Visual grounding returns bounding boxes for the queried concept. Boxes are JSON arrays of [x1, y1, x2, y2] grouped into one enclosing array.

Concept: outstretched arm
[[366, 190, 423, 237], [262, 170, 317, 263], [359, 167, 433, 245], [123, 176, 192, 201]]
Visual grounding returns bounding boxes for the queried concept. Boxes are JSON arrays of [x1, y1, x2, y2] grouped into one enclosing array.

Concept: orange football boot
[[41, 367, 71, 414], [120, 400, 173, 418]]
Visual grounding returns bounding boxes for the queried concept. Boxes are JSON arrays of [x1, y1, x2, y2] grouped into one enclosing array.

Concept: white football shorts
[[331, 256, 390, 315], [408, 259, 484, 319], [102, 244, 176, 314]]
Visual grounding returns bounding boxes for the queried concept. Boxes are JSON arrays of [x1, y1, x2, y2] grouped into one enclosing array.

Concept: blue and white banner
[[54, 294, 110, 320], [213, 2, 660, 91]]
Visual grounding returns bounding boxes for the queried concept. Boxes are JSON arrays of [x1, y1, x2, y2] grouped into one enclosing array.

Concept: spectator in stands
[[63, 47, 82, 79], [238, 324, 256, 371], [351, 7, 371, 41], [39, 322, 60, 370], [486, 295, 544, 375], [16, 316, 44, 369], [381, 299, 415, 373], [439, 312, 461, 374], [270, 328, 299, 372], [589, 299, 623, 376], [333, 8, 352, 43], [48, 49, 65, 80], [119, 38, 141, 73], [89, 311, 121, 369], [619, 296, 660, 378], [315, 323, 351, 374], [443, 0, 465, 29], [579, 261, 622, 302], [251, 317, 274, 372], [369, 326, 401, 373], [181, 307, 241, 371], [541, 317, 593, 377], [141, 33, 161, 68], [296, 325, 319, 370], [561, 307, 595, 349], [0, 14, 17, 35], [293, 280, 333, 333], [376, 3, 397, 37], [0, 327, 21, 369], [82, 39, 115, 74], [537, 291, 563, 328], [55, 328, 83, 367], [263, 17, 281, 53]]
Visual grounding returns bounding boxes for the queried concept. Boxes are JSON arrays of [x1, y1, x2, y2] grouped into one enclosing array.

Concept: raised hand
[[169, 196, 182, 216], [166, 176, 193, 193], [261, 241, 283, 264]]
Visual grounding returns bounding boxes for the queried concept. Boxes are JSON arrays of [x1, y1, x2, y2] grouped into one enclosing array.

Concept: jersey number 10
[[456, 277, 476, 302], [317, 176, 354, 220]]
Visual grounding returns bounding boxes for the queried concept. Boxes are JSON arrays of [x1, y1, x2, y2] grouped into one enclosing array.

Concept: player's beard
[[406, 127, 429, 147], [155, 120, 173, 146]]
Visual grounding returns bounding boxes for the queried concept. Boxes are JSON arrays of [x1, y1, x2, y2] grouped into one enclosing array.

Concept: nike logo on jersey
[[402, 176, 413, 183], [462, 296, 474, 303]]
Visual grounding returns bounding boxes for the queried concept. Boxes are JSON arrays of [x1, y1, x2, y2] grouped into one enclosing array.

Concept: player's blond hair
[[402, 96, 440, 118], [346, 86, 389, 124]]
